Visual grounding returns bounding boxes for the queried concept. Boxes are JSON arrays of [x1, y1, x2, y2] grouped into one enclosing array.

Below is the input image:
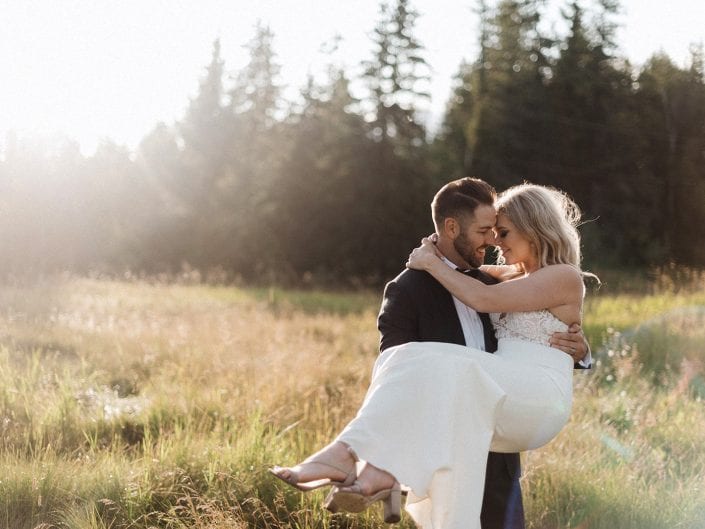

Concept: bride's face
[[494, 214, 537, 270]]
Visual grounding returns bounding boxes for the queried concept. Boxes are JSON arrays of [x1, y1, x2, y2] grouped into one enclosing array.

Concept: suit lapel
[[406, 269, 497, 351]]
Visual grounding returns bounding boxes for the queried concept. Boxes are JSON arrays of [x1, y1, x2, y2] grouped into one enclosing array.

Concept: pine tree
[[466, 0, 553, 189], [362, 0, 431, 153], [547, 0, 653, 264], [637, 51, 705, 264], [349, 0, 435, 279], [181, 39, 228, 158], [432, 61, 478, 181], [223, 23, 286, 276], [174, 39, 235, 269], [229, 23, 282, 134], [273, 69, 376, 281]]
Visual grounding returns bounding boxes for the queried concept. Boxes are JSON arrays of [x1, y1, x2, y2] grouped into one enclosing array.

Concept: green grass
[[0, 274, 703, 528]]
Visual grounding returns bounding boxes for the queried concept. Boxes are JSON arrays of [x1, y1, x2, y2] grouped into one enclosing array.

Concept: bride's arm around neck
[[423, 258, 584, 319], [479, 263, 525, 282]]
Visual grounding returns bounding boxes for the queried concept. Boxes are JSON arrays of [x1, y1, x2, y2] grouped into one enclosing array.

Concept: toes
[[270, 466, 293, 480]]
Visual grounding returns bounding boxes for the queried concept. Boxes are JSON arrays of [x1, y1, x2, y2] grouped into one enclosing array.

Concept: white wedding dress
[[336, 309, 574, 529]]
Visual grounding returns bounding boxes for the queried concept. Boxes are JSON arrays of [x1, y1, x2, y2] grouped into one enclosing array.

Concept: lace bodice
[[490, 310, 568, 346]]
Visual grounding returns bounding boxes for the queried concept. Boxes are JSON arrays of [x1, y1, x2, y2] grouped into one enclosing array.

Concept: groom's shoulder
[[387, 267, 431, 287], [386, 266, 497, 287], [381, 269, 442, 309], [390, 268, 431, 283]]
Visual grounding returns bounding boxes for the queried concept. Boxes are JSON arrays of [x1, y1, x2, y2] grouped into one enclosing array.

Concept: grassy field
[[0, 273, 704, 528]]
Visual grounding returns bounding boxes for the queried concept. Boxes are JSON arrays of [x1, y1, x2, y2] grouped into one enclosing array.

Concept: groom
[[377, 177, 589, 529]]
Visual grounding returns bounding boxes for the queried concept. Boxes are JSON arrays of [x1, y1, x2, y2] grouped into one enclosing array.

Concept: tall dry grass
[[0, 275, 703, 528]]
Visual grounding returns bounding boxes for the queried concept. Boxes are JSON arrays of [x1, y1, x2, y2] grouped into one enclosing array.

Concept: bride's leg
[[270, 440, 356, 490], [334, 343, 508, 528]]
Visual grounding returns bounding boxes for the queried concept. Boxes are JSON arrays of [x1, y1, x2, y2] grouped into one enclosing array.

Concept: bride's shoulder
[[534, 264, 584, 287]]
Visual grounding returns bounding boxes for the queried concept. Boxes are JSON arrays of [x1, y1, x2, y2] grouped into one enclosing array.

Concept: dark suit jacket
[[378, 267, 525, 529]]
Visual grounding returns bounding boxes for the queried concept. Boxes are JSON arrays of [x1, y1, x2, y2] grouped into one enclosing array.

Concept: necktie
[[461, 268, 481, 278]]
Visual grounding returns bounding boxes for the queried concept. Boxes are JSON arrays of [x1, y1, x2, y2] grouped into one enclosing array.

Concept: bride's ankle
[[356, 464, 396, 495], [334, 441, 357, 460], [332, 442, 357, 471]]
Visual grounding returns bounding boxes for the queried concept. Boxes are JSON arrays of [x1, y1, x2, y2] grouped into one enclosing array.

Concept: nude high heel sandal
[[268, 461, 356, 492], [324, 482, 402, 523]]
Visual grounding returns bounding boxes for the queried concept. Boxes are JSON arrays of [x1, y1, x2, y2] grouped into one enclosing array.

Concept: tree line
[[1, 0, 704, 285]]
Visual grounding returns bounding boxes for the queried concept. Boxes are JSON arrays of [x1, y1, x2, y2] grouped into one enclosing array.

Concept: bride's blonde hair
[[496, 183, 589, 274]]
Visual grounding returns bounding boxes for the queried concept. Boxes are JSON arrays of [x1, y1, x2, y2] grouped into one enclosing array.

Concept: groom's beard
[[454, 238, 485, 269]]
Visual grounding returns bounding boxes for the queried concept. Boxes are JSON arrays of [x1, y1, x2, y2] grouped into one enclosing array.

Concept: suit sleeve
[[378, 278, 419, 352], [575, 346, 592, 369]]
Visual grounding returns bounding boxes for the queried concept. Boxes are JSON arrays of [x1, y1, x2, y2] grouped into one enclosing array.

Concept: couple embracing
[[271, 177, 593, 529]]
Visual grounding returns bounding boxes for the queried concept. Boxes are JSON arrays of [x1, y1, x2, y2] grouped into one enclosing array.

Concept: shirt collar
[[440, 256, 459, 270]]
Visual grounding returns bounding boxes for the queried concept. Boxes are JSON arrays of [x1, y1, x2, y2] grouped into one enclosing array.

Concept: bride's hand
[[406, 237, 442, 271]]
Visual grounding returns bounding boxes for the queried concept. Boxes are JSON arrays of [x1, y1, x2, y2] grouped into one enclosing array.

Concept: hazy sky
[[1, 0, 703, 154]]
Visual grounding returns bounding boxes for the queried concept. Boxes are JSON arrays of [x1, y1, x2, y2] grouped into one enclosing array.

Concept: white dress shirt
[[441, 257, 486, 351]]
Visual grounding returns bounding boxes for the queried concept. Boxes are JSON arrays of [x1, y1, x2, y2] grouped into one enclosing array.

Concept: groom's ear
[[443, 217, 459, 238]]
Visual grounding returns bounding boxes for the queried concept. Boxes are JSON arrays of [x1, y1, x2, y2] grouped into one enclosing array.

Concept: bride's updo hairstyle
[[495, 183, 584, 271]]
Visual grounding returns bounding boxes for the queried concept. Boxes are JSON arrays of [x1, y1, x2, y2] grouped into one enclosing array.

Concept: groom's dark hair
[[432, 177, 497, 231]]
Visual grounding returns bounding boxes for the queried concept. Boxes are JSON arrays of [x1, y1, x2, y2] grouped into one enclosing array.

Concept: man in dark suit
[[378, 177, 590, 529]]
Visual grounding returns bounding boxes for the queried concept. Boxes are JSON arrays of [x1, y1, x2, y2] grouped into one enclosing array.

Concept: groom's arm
[[378, 276, 419, 352]]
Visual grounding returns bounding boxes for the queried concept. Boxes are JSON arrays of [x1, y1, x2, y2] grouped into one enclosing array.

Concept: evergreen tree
[[136, 123, 191, 272], [357, 0, 435, 278], [362, 0, 431, 153], [176, 38, 234, 269], [432, 60, 476, 180], [273, 69, 376, 281], [84, 141, 154, 270], [466, 0, 553, 189], [224, 23, 286, 276], [181, 39, 229, 162], [547, 0, 651, 264], [229, 23, 283, 133], [636, 50, 705, 264]]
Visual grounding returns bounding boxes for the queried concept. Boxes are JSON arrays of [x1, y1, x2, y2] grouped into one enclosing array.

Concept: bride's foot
[[269, 441, 356, 492], [343, 463, 396, 496], [324, 463, 402, 523]]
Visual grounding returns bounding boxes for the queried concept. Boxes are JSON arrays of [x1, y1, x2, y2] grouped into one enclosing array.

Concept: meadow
[[0, 271, 704, 529]]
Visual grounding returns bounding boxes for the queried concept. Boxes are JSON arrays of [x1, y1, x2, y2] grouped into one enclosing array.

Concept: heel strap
[[313, 460, 354, 479], [346, 445, 361, 462]]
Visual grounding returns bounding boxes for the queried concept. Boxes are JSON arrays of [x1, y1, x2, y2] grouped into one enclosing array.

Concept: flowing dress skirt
[[336, 339, 573, 529]]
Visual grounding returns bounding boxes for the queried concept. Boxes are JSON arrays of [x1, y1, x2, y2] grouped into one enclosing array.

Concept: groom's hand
[[549, 323, 589, 363]]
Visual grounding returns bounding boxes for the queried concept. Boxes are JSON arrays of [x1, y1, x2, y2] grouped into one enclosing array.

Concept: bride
[[271, 183, 593, 528]]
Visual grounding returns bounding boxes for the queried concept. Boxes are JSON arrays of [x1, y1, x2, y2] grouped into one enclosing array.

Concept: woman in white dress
[[271, 183, 593, 528]]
